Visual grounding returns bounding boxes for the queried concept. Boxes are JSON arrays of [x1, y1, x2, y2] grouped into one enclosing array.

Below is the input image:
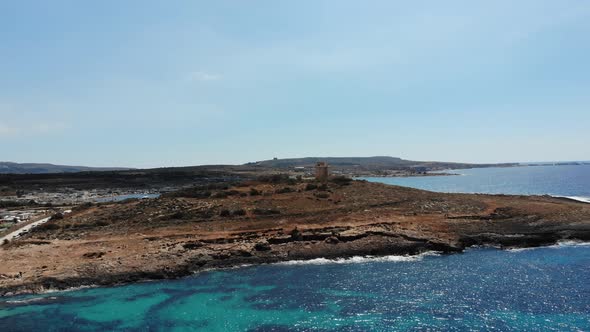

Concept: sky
[[1, 1, 589, 168]]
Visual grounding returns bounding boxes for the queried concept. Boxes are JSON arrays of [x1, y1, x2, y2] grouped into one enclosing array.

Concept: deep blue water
[[362, 164, 590, 202], [1, 244, 589, 331]]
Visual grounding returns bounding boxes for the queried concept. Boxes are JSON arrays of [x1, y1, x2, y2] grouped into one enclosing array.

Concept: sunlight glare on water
[[1, 244, 589, 331]]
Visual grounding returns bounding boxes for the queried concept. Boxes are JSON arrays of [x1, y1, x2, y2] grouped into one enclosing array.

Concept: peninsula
[[1, 175, 589, 296]]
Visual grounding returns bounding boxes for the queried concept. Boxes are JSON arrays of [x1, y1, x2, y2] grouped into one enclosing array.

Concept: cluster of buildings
[[0, 210, 38, 223], [1, 188, 161, 206], [0, 209, 50, 234]]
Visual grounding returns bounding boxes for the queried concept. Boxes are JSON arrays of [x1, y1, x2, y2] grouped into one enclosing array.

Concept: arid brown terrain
[[1, 178, 590, 296]]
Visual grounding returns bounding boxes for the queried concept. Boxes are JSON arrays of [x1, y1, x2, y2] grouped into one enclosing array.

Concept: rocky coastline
[[2, 180, 590, 297]]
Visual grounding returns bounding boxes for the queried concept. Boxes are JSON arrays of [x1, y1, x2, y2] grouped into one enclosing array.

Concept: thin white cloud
[[0, 124, 19, 137], [187, 71, 222, 82], [1, 101, 70, 136], [0, 122, 67, 137]]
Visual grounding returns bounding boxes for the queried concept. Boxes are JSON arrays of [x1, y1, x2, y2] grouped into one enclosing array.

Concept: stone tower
[[315, 162, 329, 181]]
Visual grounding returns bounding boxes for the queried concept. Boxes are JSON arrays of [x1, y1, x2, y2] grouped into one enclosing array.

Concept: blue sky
[[1, 1, 589, 167]]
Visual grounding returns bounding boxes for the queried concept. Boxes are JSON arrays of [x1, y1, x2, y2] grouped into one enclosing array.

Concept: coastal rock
[[182, 241, 203, 250], [268, 235, 291, 244], [254, 242, 271, 251], [325, 236, 339, 244], [290, 228, 302, 240], [82, 252, 105, 259]]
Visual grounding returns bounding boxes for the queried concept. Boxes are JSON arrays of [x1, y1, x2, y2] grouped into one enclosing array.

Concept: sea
[[361, 164, 590, 203], [1, 164, 589, 331], [95, 193, 160, 203]]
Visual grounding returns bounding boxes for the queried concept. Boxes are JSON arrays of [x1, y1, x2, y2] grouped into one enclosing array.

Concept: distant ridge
[[0, 162, 133, 174], [1, 156, 521, 175], [247, 156, 517, 170]]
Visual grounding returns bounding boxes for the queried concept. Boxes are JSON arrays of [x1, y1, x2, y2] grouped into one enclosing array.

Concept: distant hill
[[0, 162, 133, 174], [247, 156, 517, 171], [0, 156, 518, 175]]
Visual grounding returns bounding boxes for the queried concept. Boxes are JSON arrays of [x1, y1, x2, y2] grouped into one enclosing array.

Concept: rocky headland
[[1, 178, 589, 296]]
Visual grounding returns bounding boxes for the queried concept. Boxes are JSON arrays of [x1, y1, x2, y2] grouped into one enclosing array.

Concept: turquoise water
[[1, 244, 590, 331], [362, 164, 590, 201]]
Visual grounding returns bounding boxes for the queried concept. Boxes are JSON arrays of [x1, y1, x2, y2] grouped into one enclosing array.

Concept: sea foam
[[507, 240, 590, 252], [275, 251, 440, 266], [551, 195, 590, 203], [563, 196, 590, 203]]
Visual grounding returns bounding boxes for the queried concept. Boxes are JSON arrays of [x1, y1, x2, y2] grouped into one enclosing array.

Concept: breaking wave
[[275, 251, 441, 266], [507, 240, 590, 252], [552, 195, 590, 203], [553, 240, 590, 247]]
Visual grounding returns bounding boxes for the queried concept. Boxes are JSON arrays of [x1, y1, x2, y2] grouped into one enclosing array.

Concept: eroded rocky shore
[[1, 179, 590, 296]]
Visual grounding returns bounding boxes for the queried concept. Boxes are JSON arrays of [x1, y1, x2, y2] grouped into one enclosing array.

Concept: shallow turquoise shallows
[[1, 244, 590, 331]]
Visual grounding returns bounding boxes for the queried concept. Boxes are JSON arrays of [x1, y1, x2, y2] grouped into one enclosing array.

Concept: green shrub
[[276, 187, 294, 194], [0, 200, 37, 208], [305, 183, 317, 191], [212, 191, 228, 199], [330, 176, 353, 185], [232, 209, 246, 216], [73, 202, 93, 211], [258, 174, 289, 184], [314, 192, 330, 199], [170, 211, 186, 219], [253, 208, 281, 215], [35, 222, 60, 231]]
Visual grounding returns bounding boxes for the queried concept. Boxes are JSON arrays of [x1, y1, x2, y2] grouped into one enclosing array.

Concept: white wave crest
[[4, 296, 58, 305], [507, 240, 590, 253], [552, 195, 590, 203], [506, 247, 538, 252], [276, 251, 440, 266], [554, 240, 590, 247]]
